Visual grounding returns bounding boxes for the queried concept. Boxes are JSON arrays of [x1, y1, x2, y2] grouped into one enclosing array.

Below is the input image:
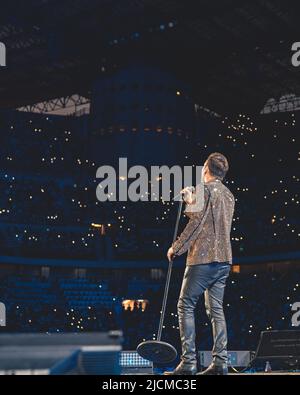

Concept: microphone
[[182, 186, 195, 194]]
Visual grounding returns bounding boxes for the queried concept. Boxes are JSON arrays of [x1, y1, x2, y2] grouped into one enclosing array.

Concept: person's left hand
[[167, 247, 175, 262]]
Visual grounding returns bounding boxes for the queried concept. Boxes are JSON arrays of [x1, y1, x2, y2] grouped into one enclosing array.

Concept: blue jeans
[[177, 262, 231, 366]]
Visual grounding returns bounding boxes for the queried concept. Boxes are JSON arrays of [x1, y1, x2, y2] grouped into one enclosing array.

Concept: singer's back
[[172, 179, 235, 266]]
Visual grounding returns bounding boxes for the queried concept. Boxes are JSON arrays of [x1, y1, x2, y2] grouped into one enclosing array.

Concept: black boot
[[167, 295, 198, 376], [197, 363, 228, 375], [163, 361, 197, 375]]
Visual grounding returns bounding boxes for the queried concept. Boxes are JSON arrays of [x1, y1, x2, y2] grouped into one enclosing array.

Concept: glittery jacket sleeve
[[172, 188, 211, 256]]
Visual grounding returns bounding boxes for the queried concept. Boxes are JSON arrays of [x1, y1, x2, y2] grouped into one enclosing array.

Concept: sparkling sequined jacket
[[172, 179, 235, 265]]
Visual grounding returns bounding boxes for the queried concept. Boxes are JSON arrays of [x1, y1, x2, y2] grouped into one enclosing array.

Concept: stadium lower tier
[[1, 265, 299, 352]]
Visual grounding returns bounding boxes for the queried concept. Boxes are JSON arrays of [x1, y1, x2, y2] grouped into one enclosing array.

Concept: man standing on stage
[[165, 152, 235, 375]]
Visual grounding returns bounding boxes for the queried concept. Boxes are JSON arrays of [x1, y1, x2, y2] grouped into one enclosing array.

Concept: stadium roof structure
[[0, 0, 300, 114]]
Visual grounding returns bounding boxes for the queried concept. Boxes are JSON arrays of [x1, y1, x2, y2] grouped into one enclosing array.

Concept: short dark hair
[[206, 152, 229, 180]]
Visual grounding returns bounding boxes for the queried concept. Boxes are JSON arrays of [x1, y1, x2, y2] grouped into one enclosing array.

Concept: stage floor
[[229, 372, 300, 375], [1, 370, 300, 375]]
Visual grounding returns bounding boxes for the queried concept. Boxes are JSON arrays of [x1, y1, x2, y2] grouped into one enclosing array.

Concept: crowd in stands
[[1, 269, 300, 352], [0, 107, 299, 356], [0, 109, 298, 260]]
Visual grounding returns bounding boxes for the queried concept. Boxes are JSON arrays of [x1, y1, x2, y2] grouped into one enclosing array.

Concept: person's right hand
[[167, 247, 175, 262], [181, 187, 194, 204]]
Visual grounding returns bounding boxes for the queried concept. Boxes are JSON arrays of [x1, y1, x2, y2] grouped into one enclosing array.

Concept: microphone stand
[[157, 198, 183, 342]]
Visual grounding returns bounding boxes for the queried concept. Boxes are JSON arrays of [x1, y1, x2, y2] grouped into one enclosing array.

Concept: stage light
[[91, 223, 102, 228]]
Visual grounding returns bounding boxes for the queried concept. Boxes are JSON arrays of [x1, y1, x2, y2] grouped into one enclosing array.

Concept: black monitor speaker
[[255, 330, 300, 368]]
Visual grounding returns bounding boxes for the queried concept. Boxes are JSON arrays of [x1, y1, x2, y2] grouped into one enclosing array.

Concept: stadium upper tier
[[0, 107, 299, 261]]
